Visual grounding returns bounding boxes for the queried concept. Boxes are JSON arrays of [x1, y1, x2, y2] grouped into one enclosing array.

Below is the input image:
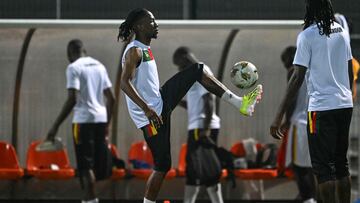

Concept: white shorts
[[285, 122, 312, 167]]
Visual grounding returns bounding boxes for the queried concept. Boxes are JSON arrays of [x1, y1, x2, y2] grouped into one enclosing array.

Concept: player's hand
[[46, 127, 57, 142], [145, 108, 163, 129], [270, 118, 284, 140], [280, 121, 290, 133]]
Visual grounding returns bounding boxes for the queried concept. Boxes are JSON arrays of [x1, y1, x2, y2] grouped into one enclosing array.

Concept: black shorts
[[186, 129, 219, 186], [72, 123, 112, 181], [307, 108, 352, 183], [141, 63, 204, 172]]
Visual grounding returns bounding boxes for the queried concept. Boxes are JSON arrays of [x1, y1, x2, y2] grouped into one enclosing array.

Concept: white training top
[[334, 13, 351, 43], [293, 22, 353, 111], [185, 64, 220, 130], [66, 56, 112, 123], [291, 78, 308, 125], [122, 40, 163, 129]]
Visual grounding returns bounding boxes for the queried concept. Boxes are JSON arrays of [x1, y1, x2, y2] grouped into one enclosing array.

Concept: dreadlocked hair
[[117, 8, 149, 42], [304, 0, 335, 37]]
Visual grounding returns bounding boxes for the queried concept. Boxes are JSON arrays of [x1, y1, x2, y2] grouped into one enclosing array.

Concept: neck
[[135, 36, 151, 46], [72, 53, 86, 62]]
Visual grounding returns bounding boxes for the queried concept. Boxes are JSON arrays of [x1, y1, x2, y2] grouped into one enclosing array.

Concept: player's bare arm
[[120, 47, 163, 127], [348, 60, 353, 91], [270, 65, 306, 139], [282, 66, 300, 131], [46, 89, 77, 141], [104, 88, 115, 124]]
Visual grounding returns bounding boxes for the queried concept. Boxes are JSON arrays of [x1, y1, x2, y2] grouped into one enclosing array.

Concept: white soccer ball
[[230, 61, 258, 89]]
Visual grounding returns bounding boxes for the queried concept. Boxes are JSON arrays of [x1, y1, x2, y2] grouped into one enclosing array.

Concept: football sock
[[144, 198, 155, 203], [303, 198, 317, 203], [207, 183, 224, 203], [184, 185, 200, 203], [81, 198, 98, 203], [221, 90, 243, 109]]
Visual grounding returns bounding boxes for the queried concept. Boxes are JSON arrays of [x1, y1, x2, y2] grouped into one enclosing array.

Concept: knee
[[154, 155, 172, 173], [335, 163, 350, 179]]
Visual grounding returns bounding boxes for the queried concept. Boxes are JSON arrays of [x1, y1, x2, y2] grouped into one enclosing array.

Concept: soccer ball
[[230, 61, 258, 89]]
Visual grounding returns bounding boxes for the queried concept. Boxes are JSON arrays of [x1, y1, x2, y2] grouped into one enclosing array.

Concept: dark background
[[0, 0, 359, 33]]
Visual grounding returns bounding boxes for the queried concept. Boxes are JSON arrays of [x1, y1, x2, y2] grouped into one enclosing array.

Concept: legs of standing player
[[292, 165, 317, 202], [80, 169, 97, 203], [183, 185, 200, 203], [207, 183, 224, 203], [142, 113, 172, 203], [144, 171, 167, 202], [308, 109, 352, 203], [336, 176, 351, 203]]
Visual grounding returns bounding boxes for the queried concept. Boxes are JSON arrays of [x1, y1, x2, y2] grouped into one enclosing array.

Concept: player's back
[[67, 56, 111, 123], [297, 22, 353, 111]]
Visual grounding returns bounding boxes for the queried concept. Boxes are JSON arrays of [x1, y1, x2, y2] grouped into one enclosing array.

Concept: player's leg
[[184, 185, 200, 203], [142, 116, 172, 202], [80, 170, 97, 203], [197, 64, 262, 116], [206, 184, 224, 203], [335, 108, 352, 203], [184, 129, 201, 203], [205, 129, 224, 203], [161, 63, 262, 116], [73, 123, 97, 202], [292, 164, 316, 202], [307, 111, 337, 203], [93, 123, 112, 180], [291, 124, 317, 202]]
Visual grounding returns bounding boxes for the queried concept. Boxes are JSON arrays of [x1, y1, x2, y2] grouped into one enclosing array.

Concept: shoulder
[[124, 41, 142, 54], [125, 46, 142, 59], [88, 57, 105, 67], [296, 28, 315, 46], [66, 62, 77, 72]]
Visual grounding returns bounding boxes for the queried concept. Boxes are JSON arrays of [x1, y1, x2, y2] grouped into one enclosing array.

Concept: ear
[[133, 24, 143, 32]]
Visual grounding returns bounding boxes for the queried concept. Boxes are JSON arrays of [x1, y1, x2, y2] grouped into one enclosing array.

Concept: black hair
[[173, 46, 191, 58], [117, 8, 149, 42], [67, 39, 84, 54], [304, 0, 335, 37], [281, 46, 297, 64]]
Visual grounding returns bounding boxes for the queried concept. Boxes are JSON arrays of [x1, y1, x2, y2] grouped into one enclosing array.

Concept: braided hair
[[304, 0, 335, 37], [117, 8, 149, 42]]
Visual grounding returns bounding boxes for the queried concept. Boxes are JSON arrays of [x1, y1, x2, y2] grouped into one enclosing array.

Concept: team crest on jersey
[[143, 48, 154, 62]]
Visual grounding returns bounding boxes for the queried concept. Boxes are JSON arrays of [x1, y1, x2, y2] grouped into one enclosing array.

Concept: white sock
[[221, 90, 243, 109], [81, 198, 98, 203], [144, 197, 156, 203], [206, 183, 224, 203], [183, 185, 200, 203], [303, 198, 317, 203]]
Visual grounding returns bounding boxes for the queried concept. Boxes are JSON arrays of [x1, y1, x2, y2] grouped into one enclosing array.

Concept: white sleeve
[[102, 68, 112, 90], [293, 32, 311, 68], [66, 65, 80, 90]]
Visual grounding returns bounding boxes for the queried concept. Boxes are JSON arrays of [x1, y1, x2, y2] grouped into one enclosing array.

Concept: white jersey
[[293, 22, 353, 111], [334, 13, 351, 43], [122, 40, 163, 128], [66, 56, 112, 123], [286, 75, 311, 167], [185, 64, 220, 130], [290, 79, 308, 125]]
